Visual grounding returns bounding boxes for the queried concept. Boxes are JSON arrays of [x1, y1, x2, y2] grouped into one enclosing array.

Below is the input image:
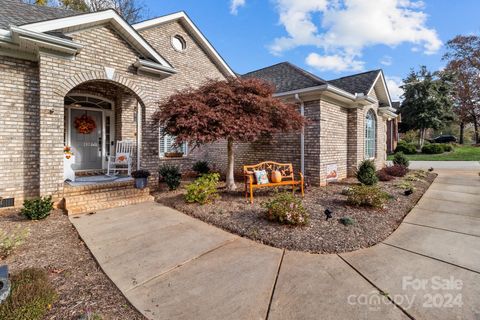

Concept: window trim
[[159, 129, 188, 158], [365, 109, 377, 160]]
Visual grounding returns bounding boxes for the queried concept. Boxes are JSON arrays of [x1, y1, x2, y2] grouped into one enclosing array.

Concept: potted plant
[[131, 170, 151, 189]]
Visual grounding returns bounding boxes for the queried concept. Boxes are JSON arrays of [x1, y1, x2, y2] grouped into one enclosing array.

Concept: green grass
[[388, 145, 480, 161]]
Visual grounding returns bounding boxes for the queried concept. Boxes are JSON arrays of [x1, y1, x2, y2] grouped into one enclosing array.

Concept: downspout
[[294, 94, 305, 175], [136, 102, 142, 170]]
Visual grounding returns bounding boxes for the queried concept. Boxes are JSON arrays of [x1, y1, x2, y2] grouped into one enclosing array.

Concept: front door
[[70, 109, 103, 170]]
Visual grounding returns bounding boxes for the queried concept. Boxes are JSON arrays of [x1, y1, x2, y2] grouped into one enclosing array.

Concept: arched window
[[365, 110, 376, 159]]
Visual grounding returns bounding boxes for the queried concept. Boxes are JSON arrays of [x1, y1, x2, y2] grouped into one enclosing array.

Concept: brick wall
[[0, 56, 40, 204]]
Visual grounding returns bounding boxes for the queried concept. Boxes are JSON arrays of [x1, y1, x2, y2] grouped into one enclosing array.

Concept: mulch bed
[[155, 171, 437, 254], [0, 210, 145, 320]]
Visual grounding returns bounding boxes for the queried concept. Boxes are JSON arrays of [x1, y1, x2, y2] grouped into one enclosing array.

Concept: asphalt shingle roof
[[0, 0, 78, 29], [328, 70, 381, 95], [242, 62, 327, 93]]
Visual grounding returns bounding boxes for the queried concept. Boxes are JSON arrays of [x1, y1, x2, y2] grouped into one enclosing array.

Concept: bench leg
[[249, 185, 254, 204], [301, 182, 304, 198], [292, 184, 295, 195]]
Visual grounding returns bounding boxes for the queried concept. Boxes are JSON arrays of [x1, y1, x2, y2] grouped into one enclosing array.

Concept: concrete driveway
[[71, 169, 480, 320]]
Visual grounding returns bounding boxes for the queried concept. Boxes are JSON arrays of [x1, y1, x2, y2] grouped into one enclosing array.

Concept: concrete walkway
[[71, 169, 480, 320]]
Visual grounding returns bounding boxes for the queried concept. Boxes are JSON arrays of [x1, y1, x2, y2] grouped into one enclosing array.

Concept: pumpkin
[[271, 170, 282, 183]]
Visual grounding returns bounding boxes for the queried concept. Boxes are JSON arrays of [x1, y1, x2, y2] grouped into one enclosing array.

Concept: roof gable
[[132, 12, 235, 77], [243, 62, 326, 93], [12, 9, 173, 70], [328, 70, 381, 95]]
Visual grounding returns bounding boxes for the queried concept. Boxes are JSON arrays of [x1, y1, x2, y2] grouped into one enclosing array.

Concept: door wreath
[[74, 114, 96, 134]]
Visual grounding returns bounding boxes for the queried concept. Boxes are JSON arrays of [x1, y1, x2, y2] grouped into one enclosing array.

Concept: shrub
[[402, 131, 419, 144], [159, 164, 181, 190], [0, 268, 57, 320], [392, 152, 409, 168], [346, 185, 390, 209], [356, 160, 378, 185], [185, 173, 220, 205], [131, 170, 151, 179], [421, 143, 444, 154], [443, 144, 454, 152], [376, 169, 395, 182], [395, 140, 417, 154], [192, 161, 210, 175], [395, 180, 416, 191], [0, 227, 29, 259], [339, 216, 356, 226], [21, 196, 53, 220], [262, 192, 309, 225], [384, 164, 408, 177]]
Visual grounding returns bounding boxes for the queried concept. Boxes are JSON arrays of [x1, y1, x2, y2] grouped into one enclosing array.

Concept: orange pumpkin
[[271, 170, 282, 183]]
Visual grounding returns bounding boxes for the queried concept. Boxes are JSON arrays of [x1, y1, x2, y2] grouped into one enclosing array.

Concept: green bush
[[159, 164, 182, 190], [339, 216, 356, 226], [185, 173, 220, 205], [421, 143, 444, 154], [0, 227, 30, 259], [356, 160, 378, 185], [262, 192, 309, 225], [392, 152, 409, 168], [21, 196, 53, 220], [402, 130, 419, 144], [395, 140, 417, 155], [192, 161, 210, 175], [346, 185, 390, 209], [395, 180, 416, 191], [443, 144, 454, 152], [0, 268, 57, 320]]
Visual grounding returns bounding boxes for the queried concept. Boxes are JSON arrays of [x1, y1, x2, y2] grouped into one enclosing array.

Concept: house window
[[159, 129, 188, 157], [171, 35, 187, 52], [365, 110, 376, 159]]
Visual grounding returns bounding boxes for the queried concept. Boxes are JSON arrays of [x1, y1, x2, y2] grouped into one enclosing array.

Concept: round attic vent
[[171, 35, 187, 52]]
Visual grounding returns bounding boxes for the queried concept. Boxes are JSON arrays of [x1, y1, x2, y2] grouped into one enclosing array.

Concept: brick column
[[303, 100, 321, 186]]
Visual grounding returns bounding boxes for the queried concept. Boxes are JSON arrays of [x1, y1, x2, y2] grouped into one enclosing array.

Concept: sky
[[143, 0, 480, 101]]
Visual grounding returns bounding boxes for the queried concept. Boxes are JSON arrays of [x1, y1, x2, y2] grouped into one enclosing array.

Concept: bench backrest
[[243, 161, 294, 180]]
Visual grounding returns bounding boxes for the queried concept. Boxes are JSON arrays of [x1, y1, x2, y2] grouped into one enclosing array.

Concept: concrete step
[[66, 195, 154, 215]]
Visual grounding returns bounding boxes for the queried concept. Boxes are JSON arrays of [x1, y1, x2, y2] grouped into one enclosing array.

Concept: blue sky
[[143, 0, 480, 100]]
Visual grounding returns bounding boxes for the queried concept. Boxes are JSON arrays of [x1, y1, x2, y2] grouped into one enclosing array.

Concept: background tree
[[156, 78, 305, 191], [443, 35, 480, 144], [400, 66, 454, 147], [23, 0, 147, 24]]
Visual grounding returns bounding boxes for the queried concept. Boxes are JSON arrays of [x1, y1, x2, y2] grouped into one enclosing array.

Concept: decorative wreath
[[74, 114, 96, 134]]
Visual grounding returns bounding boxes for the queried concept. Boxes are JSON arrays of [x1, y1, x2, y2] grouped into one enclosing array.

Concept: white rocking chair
[[107, 140, 136, 176]]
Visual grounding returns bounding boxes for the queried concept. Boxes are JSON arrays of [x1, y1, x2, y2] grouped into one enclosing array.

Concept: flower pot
[[134, 177, 148, 189], [165, 152, 184, 158], [271, 170, 282, 183]]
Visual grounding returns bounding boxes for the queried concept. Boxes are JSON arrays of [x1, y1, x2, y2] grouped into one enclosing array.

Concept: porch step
[[63, 180, 154, 215]]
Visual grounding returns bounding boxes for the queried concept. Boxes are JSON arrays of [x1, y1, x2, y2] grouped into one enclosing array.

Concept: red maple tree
[[156, 77, 305, 190]]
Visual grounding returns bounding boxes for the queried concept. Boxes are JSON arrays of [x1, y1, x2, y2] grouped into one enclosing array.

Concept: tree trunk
[[419, 128, 426, 149], [474, 119, 480, 144], [226, 137, 236, 191], [459, 122, 465, 145]]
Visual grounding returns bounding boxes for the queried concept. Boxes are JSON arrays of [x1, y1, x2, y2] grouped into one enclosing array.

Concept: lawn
[[388, 145, 480, 161]]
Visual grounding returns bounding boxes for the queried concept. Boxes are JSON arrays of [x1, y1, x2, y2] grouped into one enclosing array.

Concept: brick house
[[218, 62, 397, 186], [0, 1, 234, 212], [0, 1, 398, 212]]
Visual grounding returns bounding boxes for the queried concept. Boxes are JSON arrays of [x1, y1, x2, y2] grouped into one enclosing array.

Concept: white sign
[[326, 164, 338, 182]]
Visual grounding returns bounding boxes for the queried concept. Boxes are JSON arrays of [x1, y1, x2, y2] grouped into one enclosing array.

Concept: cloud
[[270, 0, 441, 72], [230, 0, 246, 15], [385, 76, 404, 101], [380, 55, 393, 66], [306, 53, 364, 72]]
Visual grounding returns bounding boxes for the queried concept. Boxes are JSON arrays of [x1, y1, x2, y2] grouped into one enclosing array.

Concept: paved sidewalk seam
[[402, 221, 480, 238], [125, 237, 238, 293], [421, 195, 480, 205], [380, 243, 480, 275], [265, 249, 285, 320], [336, 254, 415, 320], [409, 206, 480, 219]]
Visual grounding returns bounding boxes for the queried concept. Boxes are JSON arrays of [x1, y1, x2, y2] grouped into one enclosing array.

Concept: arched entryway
[[63, 79, 146, 179]]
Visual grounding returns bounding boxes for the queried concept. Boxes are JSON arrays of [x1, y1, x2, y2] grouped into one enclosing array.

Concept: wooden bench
[[243, 161, 304, 203]]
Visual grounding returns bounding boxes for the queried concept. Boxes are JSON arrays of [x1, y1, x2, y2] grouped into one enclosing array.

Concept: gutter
[[9, 26, 83, 54], [134, 58, 177, 77]]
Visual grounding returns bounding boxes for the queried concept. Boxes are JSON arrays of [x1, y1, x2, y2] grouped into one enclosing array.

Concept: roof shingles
[[328, 70, 381, 95], [0, 0, 78, 29]]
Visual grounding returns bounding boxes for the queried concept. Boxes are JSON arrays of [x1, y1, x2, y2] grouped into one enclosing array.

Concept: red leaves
[[155, 77, 305, 146]]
